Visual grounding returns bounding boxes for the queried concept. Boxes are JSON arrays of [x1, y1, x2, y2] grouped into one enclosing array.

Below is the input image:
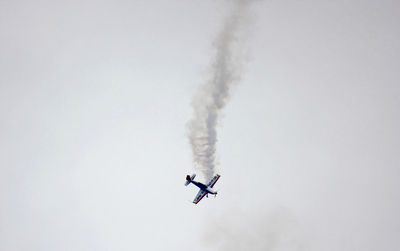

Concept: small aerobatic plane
[[185, 173, 220, 204]]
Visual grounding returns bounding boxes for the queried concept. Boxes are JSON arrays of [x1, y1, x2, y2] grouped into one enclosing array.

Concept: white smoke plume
[[187, 0, 253, 181]]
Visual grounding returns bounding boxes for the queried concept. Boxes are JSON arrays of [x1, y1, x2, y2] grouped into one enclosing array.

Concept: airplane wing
[[193, 189, 207, 204], [207, 174, 221, 188]]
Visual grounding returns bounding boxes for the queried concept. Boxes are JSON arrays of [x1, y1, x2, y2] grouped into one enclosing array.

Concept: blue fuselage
[[191, 180, 217, 195]]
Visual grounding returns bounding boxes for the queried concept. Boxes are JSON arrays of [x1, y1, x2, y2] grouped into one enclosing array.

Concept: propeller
[[215, 188, 220, 197]]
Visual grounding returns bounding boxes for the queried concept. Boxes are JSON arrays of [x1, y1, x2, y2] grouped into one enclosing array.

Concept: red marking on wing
[[193, 191, 207, 204], [210, 174, 220, 188]]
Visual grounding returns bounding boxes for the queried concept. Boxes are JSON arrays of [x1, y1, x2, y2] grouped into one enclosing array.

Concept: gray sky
[[1, 0, 399, 250]]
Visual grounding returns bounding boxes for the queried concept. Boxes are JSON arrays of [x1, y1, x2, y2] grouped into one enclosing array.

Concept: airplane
[[185, 173, 220, 204]]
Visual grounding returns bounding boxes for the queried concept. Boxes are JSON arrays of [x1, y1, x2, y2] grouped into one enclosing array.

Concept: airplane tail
[[184, 174, 196, 186]]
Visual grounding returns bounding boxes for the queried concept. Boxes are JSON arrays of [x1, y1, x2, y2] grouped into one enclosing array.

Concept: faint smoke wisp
[[203, 208, 306, 251], [187, 0, 252, 181]]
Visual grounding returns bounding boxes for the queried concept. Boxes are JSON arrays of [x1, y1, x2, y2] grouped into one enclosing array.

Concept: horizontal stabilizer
[[184, 174, 196, 186]]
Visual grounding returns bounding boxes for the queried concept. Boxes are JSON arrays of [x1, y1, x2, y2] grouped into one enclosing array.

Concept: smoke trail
[[187, 0, 253, 181]]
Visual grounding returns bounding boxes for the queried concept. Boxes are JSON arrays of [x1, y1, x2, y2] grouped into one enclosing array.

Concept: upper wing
[[193, 189, 207, 204], [207, 174, 221, 188]]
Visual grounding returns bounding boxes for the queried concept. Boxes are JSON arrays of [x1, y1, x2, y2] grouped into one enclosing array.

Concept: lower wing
[[193, 189, 207, 204]]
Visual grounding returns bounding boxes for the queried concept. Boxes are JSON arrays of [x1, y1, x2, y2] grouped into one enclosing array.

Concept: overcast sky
[[1, 0, 399, 250]]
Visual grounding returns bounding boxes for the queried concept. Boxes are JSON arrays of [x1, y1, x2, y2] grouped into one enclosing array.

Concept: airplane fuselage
[[190, 180, 217, 195]]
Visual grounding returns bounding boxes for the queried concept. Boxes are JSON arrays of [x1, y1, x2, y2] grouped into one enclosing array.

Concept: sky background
[[1, 0, 399, 250]]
